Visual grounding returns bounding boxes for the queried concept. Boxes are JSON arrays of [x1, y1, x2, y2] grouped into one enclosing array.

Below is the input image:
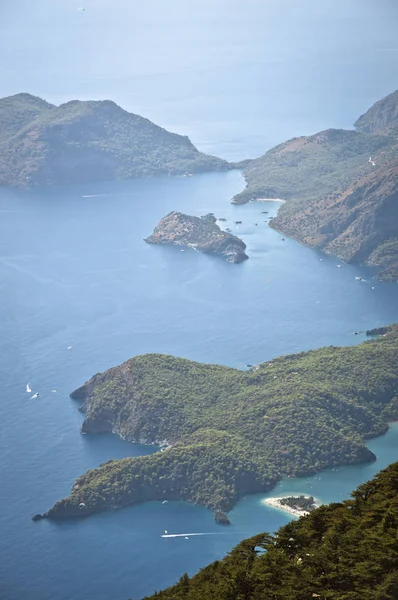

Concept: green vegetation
[[0, 93, 229, 187], [367, 239, 398, 281], [232, 90, 398, 280], [44, 326, 398, 520], [280, 495, 316, 512], [232, 128, 395, 205], [142, 461, 398, 600]]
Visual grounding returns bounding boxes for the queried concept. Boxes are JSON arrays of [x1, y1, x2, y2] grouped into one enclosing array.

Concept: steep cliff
[[271, 161, 398, 280], [233, 90, 398, 279], [0, 94, 229, 187], [355, 89, 398, 135]]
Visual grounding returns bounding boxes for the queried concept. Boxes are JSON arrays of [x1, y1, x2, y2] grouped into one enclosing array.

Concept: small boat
[[254, 223, 258, 226], [337, 264, 342, 268], [245, 364, 253, 368], [281, 237, 285, 241], [67, 346, 72, 350], [235, 220, 242, 224], [218, 218, 227, 222], [162, 500, 168, 504], [355, 276, 362, 281], [261, 211, 268, 214], [31, 392, 39, 399], [180, 249, 185, 252]]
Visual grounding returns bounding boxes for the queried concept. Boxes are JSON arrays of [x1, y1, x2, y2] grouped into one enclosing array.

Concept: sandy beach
[[262, 496, 318, 518]]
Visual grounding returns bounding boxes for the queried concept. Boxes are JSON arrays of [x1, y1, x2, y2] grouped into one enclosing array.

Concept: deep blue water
[[1, 172, 398, 600], [1, 1, 398, 599]]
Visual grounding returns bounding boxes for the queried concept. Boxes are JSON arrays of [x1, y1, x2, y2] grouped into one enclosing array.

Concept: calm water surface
[[1, 172, 398, 600], [1, 1, 398, 599]]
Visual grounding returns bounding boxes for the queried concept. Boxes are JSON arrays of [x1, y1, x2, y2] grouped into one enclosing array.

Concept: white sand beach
[[262, 496, 319, 518]]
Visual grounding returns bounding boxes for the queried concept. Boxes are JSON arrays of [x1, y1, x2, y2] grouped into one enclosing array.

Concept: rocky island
[[145, 211, 248, 263], [0, 93, 229, 188], [232, 90, 398, 280], [36, 326, 398, 523]]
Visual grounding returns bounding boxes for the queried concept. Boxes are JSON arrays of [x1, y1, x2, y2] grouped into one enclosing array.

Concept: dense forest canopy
[[142, 461, 398, 600], [43, 326, 398, 521]]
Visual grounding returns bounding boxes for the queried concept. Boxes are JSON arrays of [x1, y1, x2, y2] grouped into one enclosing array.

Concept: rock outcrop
[[214, 510, 231, 525], [145, 211, 248, 263]]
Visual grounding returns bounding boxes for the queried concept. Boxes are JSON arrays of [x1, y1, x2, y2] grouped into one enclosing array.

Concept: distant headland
[[0, 93, 230, 188]]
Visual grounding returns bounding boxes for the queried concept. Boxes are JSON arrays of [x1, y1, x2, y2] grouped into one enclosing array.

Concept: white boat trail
[[161, 532, 219, 538]]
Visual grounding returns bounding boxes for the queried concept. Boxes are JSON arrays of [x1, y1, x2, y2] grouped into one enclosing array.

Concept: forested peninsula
[[142, 461, 398, 600], [0, 93, 229, 187], [39, 326, 398, 522], [233, 90, 398, 280]]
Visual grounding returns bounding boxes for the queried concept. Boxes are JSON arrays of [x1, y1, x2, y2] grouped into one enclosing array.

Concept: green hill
[[142, 460, 398, 600], [41, 326, 398, 521], [0, 93, 229, 187], [232, 90, 398, 280], [232, 128, 395, 205]]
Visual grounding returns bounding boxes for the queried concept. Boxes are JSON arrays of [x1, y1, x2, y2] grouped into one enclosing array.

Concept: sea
[[1, 1, 398, 599]]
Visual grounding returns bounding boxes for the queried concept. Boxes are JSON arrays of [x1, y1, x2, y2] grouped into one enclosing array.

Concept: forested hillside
[[143, 461, 398, 600], [0, 93, 229, 187], [232, 90, 398, 280], [41, 326, 398, 521]]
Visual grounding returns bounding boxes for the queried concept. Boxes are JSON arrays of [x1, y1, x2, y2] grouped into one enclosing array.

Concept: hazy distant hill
[[0, 93, 229, 187], [233, 90, 398, 280]]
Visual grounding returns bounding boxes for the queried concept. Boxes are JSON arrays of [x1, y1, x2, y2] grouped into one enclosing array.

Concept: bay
[[1, 0, 398, 598], [1, 172, 398, 600]]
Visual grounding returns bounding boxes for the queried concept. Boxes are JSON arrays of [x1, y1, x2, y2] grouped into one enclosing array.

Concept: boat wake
[[161, 532, 218, 538]]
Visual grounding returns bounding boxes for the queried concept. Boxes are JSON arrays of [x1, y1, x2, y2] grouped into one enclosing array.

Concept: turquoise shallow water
[[1, 0, 398, 598], [1, 172, 398, 600]]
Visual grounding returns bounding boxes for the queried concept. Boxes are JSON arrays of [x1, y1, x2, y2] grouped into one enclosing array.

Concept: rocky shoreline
[[145, 211, 248, 263]]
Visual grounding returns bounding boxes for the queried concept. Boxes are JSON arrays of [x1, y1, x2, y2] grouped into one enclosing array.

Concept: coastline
[[262, 496, 320, 518], [251, 198, 286, 203]]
